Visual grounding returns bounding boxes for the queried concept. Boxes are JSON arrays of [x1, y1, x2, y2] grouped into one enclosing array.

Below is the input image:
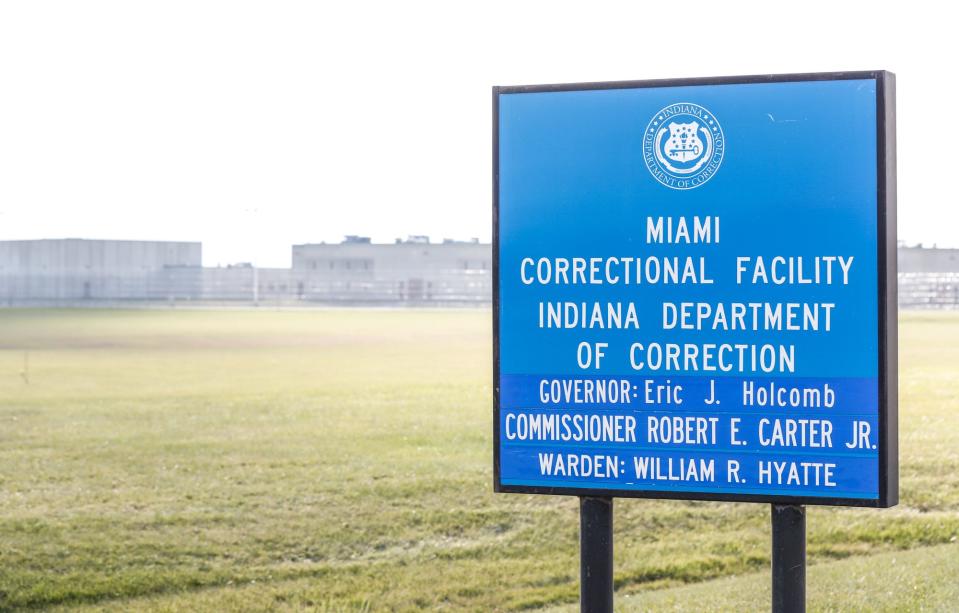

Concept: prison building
[[291, 236, 491, 304], [898, 246, 959, 309], [0, 239, 202, 305], [0, 236, 493, 306]]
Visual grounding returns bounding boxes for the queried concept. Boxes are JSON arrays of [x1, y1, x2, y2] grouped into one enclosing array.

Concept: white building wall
[[0, 239, 201, 304], [898, 247, 959, 273]]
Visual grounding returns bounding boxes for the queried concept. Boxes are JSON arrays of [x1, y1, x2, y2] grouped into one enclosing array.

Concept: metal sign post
[[579, 497, 613, 613], [771, 504, 806, 613]]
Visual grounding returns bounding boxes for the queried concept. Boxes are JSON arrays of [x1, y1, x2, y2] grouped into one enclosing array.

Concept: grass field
[[1, 308, 959, 612]]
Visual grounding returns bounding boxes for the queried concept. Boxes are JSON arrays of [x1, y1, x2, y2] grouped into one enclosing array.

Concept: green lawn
[[1, 309, 958, 612]]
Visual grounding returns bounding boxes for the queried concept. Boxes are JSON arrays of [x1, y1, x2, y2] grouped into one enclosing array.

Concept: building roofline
[[0, 238, 201, 245], [292, 241, 492, 248]]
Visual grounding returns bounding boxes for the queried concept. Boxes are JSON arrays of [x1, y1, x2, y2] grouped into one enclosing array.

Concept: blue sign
[[494, 73, 897, 507]]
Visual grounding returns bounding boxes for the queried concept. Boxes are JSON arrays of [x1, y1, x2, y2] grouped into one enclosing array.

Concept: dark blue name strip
[[500, 374, 877, 414], [498, 374, 879, 499], [500, 445, 878, 499]]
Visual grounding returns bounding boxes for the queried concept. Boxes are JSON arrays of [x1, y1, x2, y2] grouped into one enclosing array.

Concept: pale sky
[[0, 1, 954, 267]]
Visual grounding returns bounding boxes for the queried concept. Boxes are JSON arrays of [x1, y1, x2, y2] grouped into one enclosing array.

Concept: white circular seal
[[643, 102, 725, 190]]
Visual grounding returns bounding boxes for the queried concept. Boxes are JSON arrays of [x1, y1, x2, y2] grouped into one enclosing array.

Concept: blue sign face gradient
[[495, 77, 890, 504]]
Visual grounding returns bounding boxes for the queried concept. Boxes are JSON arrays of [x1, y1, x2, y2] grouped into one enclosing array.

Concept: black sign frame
[[492, 71, 898, 508]]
